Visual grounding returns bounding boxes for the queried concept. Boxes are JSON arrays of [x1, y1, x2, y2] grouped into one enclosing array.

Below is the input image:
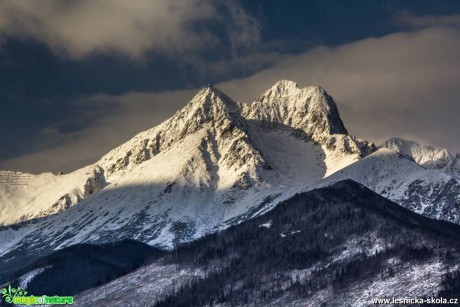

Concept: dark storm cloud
[[0, 0, 260, 60]]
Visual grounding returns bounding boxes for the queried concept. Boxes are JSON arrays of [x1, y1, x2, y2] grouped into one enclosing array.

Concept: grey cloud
[[0, 0, 260, 59]]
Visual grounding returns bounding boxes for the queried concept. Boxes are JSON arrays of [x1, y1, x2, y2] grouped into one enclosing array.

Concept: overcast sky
[[0, 0, 459, 173]]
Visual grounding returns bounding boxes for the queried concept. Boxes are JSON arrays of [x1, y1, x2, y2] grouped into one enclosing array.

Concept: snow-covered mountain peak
[[243, 81, 374, 163], [96, 82, 374, 183], [245, 81, 348, 137], [167, 85, 243, 135], [261, 80, 328, 103], [185, 86, 240, 118], [381, 137, 454, 171], [97, 85, 252, 181], [94, 82, 376, 183], [264, 79, 301, 95]]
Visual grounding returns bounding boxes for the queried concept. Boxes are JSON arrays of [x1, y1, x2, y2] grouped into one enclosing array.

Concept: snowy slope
[[0, 166, 106, 226], [319, 148, 460, 224]]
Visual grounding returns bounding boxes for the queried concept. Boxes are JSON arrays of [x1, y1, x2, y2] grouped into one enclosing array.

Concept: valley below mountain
[[10, 181, 460, 306]]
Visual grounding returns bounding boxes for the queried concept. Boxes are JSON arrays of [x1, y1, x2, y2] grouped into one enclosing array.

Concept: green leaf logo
[[1, 285, 27, 304]]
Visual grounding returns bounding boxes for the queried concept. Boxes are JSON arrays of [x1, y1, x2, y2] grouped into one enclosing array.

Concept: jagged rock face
[[243, 80, 348, 136], [98, 87, 264, 182], [82, 166, 106, 197], [243, 81, 375, 158]]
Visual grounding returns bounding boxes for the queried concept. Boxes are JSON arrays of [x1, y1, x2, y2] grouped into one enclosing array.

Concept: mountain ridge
[[319, 148, 460, 224], [0, 81, 458, 280], [381, 137, 460, 179], [0, 81, 371, 227]]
